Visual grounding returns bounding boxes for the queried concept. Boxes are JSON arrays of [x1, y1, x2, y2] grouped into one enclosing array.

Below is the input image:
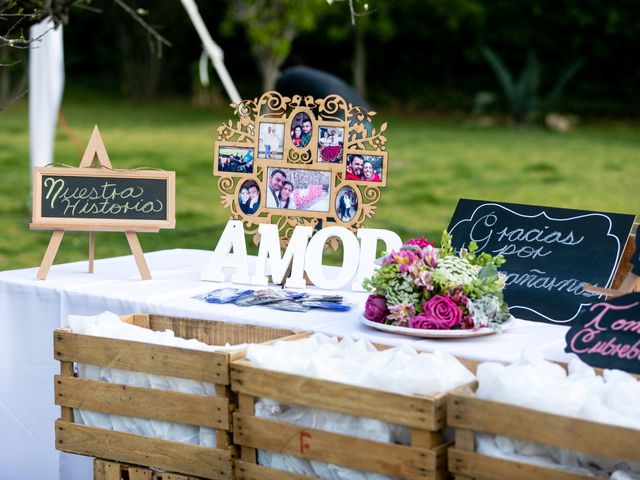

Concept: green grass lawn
[[1, 93, 638, 271]]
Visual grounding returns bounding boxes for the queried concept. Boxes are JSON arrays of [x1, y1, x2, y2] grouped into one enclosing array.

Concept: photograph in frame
[[290, 112, 313, 149], [217, 146, 254, 174], [265, 167, 331, 212], [345, 153, 383, 182], [317, 126, 345, 163], [238, 179, 261, 215], [258, 122, 285, 160], [335, 185, 358, 222]]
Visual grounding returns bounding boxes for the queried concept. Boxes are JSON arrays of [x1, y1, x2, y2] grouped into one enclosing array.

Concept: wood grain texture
[[231, 361, 445, 430], [36, 230, 64, 280], [54, 329, 228, 383], [448, 391, 640, 462], [234, 461, 314, 480], [54, 375, 229, 429], [56, 420, 232, 480], [449, 448, 594, 480], [125, 231, 151, 280], [94, 459, 121, 480], [233, 414, 437, 479]]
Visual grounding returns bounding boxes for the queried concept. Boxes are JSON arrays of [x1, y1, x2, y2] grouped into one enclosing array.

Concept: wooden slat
[[54, 329, 228, 383], [94, 459, 121, 480], [238, 394, 257, 464], [449, 449, 594, 480], [411, 428, 443, 449], [231, 361, 445, 430], [431, 443, 450, 480], [164, 474, 203, 480], [448, 392, 640, 463], [146, 315, 299, 347], [128, 466, 152, 480], [59, 361, 75, 423], [55, 375, 229, 430], [233, 414, 437, 479], [234, 460, 313, 480], [56, 420, 232, 480]]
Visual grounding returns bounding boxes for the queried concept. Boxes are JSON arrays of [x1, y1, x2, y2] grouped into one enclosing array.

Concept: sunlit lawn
[[1, 93, 638, 271]]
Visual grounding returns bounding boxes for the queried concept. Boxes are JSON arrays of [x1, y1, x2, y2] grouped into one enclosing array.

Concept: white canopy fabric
[[29, 17, 64, 174]]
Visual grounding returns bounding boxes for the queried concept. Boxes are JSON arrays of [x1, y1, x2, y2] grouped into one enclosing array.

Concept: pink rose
[[415, 295, 463, 329], [364, 294, 389, 323], [404, 237, 435, 249], [409, 313, 444, 330]]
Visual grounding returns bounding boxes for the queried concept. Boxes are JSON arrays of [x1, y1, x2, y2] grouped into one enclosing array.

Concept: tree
[[223, 0, 330, 92]]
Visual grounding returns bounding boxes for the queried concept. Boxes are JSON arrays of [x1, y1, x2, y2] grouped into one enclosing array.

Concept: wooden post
[[125, 232, 152, 281], [37, 230, 65, 280], [88, 231, 96, 273], [238, 393, 257, 464]]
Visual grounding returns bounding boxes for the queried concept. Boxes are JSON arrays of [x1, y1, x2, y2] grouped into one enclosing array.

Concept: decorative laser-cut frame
[[213, 91, 388, 244]]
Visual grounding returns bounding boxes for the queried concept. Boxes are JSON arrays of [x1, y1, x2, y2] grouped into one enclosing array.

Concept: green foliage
[[439, 230, 455, 257], [462, 241, 506, 268], [362, 262, 398, 294], [481, 47, 584, 124], [385, 273, 422, 307], [222, 0, 330, 89]]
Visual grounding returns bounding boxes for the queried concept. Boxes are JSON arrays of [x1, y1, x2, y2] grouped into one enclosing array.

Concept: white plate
[[360, 314, 514, 339]]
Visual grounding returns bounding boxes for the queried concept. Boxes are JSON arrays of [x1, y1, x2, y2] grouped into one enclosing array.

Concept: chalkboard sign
[[565, 292, 640, 374], [447, 199, 635, 324], [32, 167, 175, 230]]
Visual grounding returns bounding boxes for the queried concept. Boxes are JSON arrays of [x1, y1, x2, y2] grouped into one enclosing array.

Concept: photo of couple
[[266, 167, 331, 212], [335, 186, 358, 222], [258, 123, 285, 159], [318, 126, 344, 163], [345, 154, 383, 182], [290, 113, 312, 148], [238, 180, 260, 215], [218, 146, 254, 173]]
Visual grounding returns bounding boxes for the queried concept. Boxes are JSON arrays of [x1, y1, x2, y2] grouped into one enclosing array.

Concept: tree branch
[[112, 0, 172, 49]]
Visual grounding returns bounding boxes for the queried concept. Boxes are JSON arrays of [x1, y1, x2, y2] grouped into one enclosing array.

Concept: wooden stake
[[88, 231, 95, 273], [125, 231, 152, 280], [37, 230, 65, 280]]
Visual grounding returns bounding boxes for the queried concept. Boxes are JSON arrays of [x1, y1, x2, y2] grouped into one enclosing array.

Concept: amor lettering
[[201, 221, 403, 291]]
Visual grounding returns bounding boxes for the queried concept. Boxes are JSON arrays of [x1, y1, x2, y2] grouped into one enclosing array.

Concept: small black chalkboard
[[565, 292, 640, 374], [32, 168, 175, 229], [447, 199, 635, 324]]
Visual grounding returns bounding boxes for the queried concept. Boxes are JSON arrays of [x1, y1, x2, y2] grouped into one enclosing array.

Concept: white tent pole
[[29, 17, 64, 188], [180, 0, 242, 104]]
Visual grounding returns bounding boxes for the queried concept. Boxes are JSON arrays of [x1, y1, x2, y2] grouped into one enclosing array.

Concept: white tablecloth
[[0, 248, 572, 480]]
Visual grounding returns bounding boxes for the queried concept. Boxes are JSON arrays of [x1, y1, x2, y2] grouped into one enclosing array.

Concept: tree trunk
[[353, 22, 366, 99], [258, 55, 281, 92]]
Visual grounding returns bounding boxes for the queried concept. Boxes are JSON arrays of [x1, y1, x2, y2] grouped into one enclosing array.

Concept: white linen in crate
[[68, 311, 244, 447], [475, 349, 640, 479], [246, 333, 475, 480]]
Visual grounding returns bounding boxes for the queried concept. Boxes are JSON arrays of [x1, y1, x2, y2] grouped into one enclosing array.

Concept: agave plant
[[481, 47, 584, 125]]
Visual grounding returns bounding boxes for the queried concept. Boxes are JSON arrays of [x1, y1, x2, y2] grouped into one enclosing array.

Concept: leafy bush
[[481, 47, 583, 124]]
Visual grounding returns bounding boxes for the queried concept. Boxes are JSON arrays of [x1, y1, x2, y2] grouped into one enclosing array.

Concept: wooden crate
[[54, 313, 302, 480], [230, 343, 455, 480], [93, 458, 205, 480], [448, 388, 640, 480]]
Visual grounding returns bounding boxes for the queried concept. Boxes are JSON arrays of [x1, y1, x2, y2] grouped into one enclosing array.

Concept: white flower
[[435, 255, 478, 285]]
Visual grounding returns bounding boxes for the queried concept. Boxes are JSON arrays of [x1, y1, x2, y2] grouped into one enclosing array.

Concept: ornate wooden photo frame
[[213, 91, 388, 243]]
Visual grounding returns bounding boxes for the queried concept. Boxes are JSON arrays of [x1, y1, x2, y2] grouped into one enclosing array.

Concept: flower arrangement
[[363, 231, 513, 331]]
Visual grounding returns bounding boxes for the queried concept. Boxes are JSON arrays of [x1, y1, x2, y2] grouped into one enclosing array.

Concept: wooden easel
[[34, 126, 152, 281], [584, 223, 639, 298]]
